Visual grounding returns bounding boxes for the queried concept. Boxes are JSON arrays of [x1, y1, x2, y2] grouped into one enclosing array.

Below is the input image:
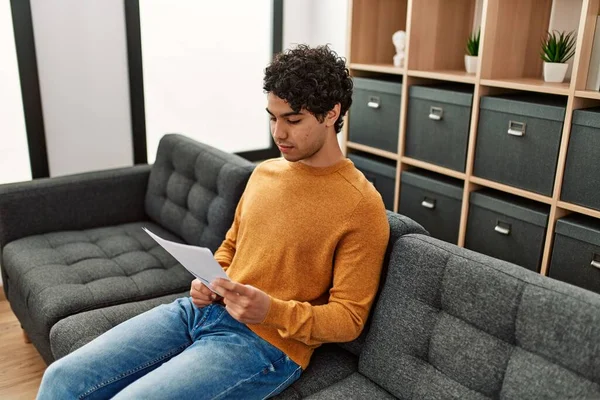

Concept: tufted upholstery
[[3, 222, 190, 363], [359, 234, 600, 399], [145, 134, 254, 250], [0, 134, 255, 363]]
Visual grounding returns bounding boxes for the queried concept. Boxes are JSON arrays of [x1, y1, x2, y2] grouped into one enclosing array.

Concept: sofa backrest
[[337, 211, 428, 356], [359, 234, 600, 399], [145, 134, 255, 251]]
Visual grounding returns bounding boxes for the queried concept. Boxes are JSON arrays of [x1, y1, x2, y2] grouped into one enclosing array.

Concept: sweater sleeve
[[259, 195, 390, 346], [213, 194, 244, 272]]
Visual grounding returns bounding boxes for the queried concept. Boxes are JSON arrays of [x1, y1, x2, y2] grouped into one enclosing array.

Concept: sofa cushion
[[304, 372, 395, 399], [51, 291, 187, 360], [338, 211, 428, 357], [3, 222, 192, 363], [274, 344, 358, 399], [360, 234, 600, 399], [145, 134, 255, 251]]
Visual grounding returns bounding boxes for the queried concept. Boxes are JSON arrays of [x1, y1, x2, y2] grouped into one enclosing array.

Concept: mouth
[[277, 144, 293, 154]]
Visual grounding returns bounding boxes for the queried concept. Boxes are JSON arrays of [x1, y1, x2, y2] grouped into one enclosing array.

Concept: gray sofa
[[1, 135, 600, 399], [0, 134, 256, 363]]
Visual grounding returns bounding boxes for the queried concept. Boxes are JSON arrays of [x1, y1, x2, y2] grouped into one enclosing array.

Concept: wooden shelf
[[479, 78, 571, 96], [345, 0, 600, 280], [557, 201, 600, 219], [407, 70, 476, 84], [469, 176, 553, 205], [574, 90, 600, 100], [346, 142, 399, 161], [349, 63, 405, 76], [401, 157, 466, 180]]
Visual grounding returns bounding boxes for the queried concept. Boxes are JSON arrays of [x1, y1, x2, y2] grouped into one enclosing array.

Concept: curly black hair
[[263, 44, 353, 133]]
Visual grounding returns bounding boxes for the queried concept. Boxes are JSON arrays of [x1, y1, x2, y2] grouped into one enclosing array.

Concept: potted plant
[[465, 29, 480, 74], [540, 30, 576, 83]]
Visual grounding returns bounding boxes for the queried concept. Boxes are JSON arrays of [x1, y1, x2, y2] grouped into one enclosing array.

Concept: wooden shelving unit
[[343, 0, 600, 276]]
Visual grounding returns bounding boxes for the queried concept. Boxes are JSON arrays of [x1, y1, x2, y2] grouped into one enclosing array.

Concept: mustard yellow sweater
[[214, 158, 390, 369]]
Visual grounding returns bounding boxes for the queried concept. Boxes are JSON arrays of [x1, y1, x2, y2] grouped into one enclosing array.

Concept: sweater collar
[[286, 158, 352, 176]]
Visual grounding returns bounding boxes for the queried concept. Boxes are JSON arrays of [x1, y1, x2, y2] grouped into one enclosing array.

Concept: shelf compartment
[[401, 157, 466, 180], [407, 0, 478, 73], [469, 176, 553, 204], [558, 201, 600, 219], [349, 0, 408, 65], [406, 70, 476, 84], [346, 141, 398, 161], [481, 0, 582, 82], [349, 63, 405, 75], [480, 78, 570, 95]]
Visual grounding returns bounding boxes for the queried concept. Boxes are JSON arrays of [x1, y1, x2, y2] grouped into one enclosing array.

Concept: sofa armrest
[[0, 164, 152, 250]]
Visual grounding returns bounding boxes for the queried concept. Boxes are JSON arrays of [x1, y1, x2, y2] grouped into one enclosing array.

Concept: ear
[[324, 103, 341, 128]]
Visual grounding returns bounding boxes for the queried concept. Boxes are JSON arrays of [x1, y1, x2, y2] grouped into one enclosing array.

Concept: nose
[[271, 120, 287, 140]]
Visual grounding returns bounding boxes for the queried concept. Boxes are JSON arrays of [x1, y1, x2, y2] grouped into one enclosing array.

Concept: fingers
[[211, 278, 250, 300], [190, 279, 218, 307]]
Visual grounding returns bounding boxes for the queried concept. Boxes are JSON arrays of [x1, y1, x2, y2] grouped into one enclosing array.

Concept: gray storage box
[[348, 152, 396, 210], [465, 189, 550, 272], [348, 77, 402, 153], [405, 84, 473, 172], [399, 169, 463, 244], [561, 107, 600, 211], [473, 94, 566, 196], [549, 214, 600, 294]]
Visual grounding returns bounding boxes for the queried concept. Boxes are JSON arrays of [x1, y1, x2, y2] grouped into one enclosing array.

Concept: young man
[[37, 44, 389, 399]]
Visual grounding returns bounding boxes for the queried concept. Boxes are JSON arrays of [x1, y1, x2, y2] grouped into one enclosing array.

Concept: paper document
[[142, 227, 229, 293]]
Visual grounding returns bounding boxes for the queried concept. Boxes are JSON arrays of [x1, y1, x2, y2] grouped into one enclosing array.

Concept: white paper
[[142, 227, 229, 294]]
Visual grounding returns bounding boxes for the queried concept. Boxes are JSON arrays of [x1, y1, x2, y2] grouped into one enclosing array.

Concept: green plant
[[540, 30, 576, 63], [466, 29, 480, 56]]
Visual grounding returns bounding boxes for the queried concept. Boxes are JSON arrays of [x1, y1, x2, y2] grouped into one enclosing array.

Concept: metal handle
[[421, 198, 436, 209], [508, 120, 526, 137], [367, 96, 380, 109], [428, 106, 444, 121], [592, 254, 600, 269], [494, 220, 511, 235]]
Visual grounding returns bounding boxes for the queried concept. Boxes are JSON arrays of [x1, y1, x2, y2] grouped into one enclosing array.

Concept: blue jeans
[[37, 298, 302, 399]]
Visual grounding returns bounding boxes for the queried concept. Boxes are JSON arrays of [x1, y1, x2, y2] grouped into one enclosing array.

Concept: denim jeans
[[37, 298, 302, 399]]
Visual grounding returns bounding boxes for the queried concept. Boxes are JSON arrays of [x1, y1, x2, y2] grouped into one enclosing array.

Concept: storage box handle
[[591, 254, 600, 269], [508, 120, 526, 137], [429, 106, 444, 121], [421, 197, 436, 209], [494, 220, 511, 235], [367, 96, 380, 109]]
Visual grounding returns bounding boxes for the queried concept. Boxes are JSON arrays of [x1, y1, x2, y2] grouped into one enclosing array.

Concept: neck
[[300, 133, 344, 168]]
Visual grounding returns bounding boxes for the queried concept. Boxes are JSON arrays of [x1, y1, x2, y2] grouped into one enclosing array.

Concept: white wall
[[0, 0, 31, 184], [140, 1, 273, 163], [15, 0, 347, 178], [30, 0, 133, 177], [283, 0, 348, 58]]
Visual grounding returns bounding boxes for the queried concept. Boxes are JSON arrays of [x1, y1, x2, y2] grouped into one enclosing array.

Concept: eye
[[287, 119, 301, 125], [269, 117, 276, 122]]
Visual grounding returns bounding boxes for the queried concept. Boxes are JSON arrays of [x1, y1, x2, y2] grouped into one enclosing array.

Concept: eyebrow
[[265, 108, 303, 118]]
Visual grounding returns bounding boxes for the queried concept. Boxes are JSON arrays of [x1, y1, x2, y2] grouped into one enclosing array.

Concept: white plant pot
[[464, 55, 478, 74], [543, 62, 569, 83]]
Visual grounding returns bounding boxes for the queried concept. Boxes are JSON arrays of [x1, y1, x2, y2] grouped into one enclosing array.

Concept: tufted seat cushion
[[2, 222, 191, 362], [359, 234, 600, 399]]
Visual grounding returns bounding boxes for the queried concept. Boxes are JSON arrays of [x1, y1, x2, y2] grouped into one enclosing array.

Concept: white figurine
[[392, 30, 406, 68]]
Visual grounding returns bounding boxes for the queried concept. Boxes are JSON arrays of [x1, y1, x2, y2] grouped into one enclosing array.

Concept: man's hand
[[190, 279, 221, 308], [211, 278, 270, 324]]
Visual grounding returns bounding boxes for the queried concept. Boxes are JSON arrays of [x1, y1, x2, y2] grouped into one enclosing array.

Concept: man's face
[[266, 93, 329, 164]]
